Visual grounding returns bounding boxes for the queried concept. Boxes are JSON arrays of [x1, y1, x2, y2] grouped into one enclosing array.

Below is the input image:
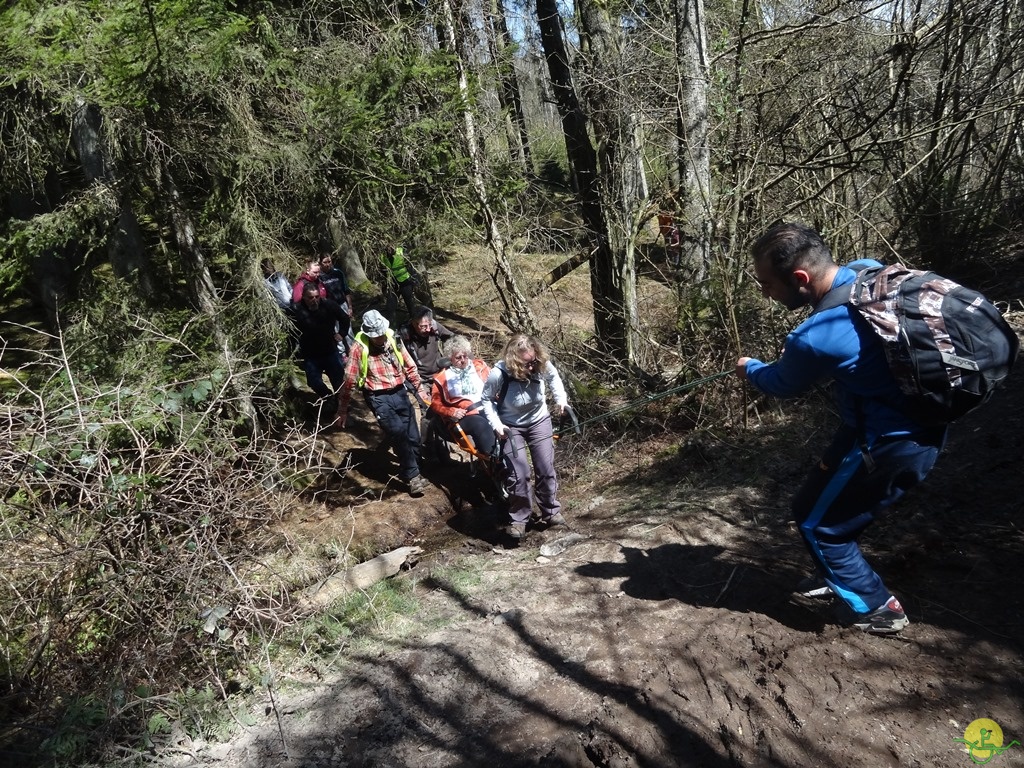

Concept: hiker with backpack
[[736, 223, 974, 635], [399, 306, 455, 404], [482, 334, 570, 541]]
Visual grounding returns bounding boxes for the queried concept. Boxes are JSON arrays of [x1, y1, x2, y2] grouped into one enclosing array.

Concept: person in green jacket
[[381, 245, 417, 318]]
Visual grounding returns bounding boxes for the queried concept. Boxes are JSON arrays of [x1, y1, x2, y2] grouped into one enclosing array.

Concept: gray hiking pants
[[501, 414, 561, 524]]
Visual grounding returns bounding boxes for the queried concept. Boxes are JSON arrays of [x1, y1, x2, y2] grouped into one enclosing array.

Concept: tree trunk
[[673, 0, 712, 284], [723, 0, 753, 261], [71, 97, 152, 297], [443, 0, 536, 334], [531, 250, 592, 297], [486, 0, 533, 176], [536, 0, 632, 361], [576, 0, 642, 362], [153, 156, 256, 425], [326, 205, 372, 290]]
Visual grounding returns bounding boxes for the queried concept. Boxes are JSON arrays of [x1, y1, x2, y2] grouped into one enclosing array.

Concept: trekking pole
[[552, 406, 580, 441]]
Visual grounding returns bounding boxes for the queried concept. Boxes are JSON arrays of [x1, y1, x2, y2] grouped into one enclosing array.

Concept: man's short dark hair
[[410, 306, 433, 324], [302, 283, 319, 297], [752, 222, 834, 276]]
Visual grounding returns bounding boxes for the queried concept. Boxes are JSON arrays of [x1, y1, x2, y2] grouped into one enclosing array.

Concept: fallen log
[[299, 546, 424, 610]]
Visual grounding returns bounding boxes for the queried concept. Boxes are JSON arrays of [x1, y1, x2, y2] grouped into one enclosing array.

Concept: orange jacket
[[430, 359, 491, 420]]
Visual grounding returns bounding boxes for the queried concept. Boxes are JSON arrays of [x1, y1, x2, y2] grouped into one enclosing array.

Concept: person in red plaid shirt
[[336, 310, 428, 497]]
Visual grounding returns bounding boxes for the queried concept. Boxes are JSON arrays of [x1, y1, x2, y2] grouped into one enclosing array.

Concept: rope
[[554, 369, 733, 437]]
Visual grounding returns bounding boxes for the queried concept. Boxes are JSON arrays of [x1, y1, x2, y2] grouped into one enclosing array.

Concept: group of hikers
[[262, 247, 570, 541], [263, 223, 1017, 637]]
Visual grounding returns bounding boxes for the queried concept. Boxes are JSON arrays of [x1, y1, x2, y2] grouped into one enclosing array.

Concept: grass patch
[[424, 563, 485, 597], [299, 578, 421, 657]]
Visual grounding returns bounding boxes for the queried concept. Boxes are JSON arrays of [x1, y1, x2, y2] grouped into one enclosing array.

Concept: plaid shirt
[[338, 336, 421, 413]]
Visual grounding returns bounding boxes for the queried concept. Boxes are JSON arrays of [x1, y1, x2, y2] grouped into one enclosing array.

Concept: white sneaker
[[795, 574, 835, 599]]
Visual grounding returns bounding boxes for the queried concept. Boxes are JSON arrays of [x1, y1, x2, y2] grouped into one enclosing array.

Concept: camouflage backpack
[[815, 263, 1019, 424]]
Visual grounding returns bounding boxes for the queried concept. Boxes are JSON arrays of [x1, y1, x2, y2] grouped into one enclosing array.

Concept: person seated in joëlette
[[430, 335, 495, 457]]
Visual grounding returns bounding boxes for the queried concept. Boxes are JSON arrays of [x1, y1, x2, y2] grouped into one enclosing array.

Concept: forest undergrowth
[[3, 230, 1022, 766]]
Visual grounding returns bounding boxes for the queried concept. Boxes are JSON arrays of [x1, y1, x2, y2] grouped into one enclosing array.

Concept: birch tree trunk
[[443, 0, 537, 333], [673, 0, 712, 284]]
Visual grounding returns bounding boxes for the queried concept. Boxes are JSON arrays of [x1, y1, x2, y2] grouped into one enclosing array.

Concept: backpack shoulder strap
[[812, 264, 888, 316], [493, 365, 512, 404], [814, 284, 854, 315], [398, 327, 421, 366]]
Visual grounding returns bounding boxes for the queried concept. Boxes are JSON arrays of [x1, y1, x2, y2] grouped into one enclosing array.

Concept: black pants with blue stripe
[[792, 423, 946, 615]]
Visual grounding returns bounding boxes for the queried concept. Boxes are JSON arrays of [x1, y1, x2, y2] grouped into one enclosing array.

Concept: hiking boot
[[543, 513, 567, 528], [507, 522, 527, 540], [408, 475, 428, 497], [851, 596, 909, 635], [796, 574, 835, 599]]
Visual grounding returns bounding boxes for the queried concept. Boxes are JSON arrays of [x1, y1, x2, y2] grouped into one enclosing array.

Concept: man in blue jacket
[[735, 222, 946, 635]]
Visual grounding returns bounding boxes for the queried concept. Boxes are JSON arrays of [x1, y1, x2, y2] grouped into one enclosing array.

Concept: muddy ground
[[162, 249, 1024, 768]]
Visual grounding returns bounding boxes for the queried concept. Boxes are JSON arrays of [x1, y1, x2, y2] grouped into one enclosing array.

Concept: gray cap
[[361, 309, 390, 337]]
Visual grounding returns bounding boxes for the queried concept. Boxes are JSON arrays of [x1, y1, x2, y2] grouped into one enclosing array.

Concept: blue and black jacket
[[744, 264, 928, 443]]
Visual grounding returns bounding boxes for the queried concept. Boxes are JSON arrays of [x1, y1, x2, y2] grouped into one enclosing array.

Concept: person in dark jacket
[[318, 253, 353, 317], [319, 252, 355, 356], [399, 306, 454, 461], [735, 222, 946, 635], [399, 306, 454, 403], [292, 283, 350, 400]]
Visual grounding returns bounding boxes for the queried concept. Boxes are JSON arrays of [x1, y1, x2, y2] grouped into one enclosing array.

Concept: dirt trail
[[164, 249, 1024, 768]]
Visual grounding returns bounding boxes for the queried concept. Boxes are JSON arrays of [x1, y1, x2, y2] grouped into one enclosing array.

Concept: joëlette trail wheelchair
[[441, 418, 511, 503], [439, 406, 580, 504]]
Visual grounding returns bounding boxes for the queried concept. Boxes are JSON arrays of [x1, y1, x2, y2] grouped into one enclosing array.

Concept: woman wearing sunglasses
[[482, 334, 570, 541]]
